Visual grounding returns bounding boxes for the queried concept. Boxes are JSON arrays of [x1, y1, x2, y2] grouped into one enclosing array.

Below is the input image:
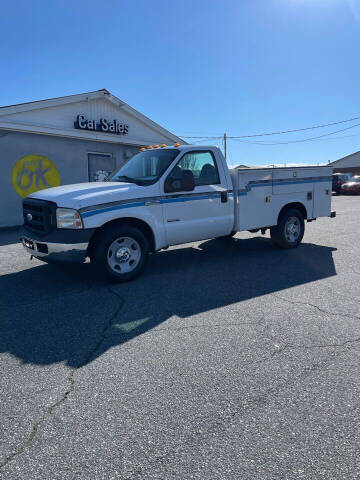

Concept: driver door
[[161, 150, 233, 246]]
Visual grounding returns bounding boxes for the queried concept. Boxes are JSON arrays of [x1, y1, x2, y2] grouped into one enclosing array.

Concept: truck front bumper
[[20, 226, 95, 263]]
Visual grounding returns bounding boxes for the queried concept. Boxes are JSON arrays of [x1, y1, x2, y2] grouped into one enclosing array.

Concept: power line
[[181, 135, 222, 139], [301, 132, 360, 142], [229, 122, 360, 145], [191, 137, 221, 144], [229, 116, 360, 138], [179, 114, 360, 139]]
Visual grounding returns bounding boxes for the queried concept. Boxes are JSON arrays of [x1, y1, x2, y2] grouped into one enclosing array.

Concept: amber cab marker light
[[140, 147, 146, 151], [174, 143, 180, 147], [153, 144, 159, 148], [147, 145, 153, 149], [161, 144, 166, 148]]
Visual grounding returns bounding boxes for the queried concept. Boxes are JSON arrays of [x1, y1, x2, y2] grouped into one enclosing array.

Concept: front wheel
[[92, 225, 149, 282], [270, 209, 305, 249]]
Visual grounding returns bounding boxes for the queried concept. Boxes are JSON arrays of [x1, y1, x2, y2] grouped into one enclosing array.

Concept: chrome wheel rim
[[107, 237, 141, 274], [285, 216, 301, 243]]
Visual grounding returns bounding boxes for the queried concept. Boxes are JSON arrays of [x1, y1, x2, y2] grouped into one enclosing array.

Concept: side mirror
[[181, 169, 195, 191], [164, 169, 195, 193]]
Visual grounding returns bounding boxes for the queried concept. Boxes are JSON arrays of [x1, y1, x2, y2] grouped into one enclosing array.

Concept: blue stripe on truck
[[82, 201, 146, 218], [81, 176, 331, 218], [238, 176, 331, 196], [82, 193, 223, 218]]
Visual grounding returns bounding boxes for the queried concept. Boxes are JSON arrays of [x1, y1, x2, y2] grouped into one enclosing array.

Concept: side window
[[169, 151, 220, 187]]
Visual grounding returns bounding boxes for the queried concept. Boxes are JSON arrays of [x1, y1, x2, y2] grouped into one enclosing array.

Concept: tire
[[92, 225, 149, 282], [270, 208, 305, 249]]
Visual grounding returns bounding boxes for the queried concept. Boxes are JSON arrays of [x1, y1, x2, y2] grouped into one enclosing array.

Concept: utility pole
[[223, 133, 227, 161]]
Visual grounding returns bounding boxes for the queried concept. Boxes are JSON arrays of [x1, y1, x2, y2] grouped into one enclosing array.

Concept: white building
[[0, 89, 185, 226], [329, 151, 360, 176]]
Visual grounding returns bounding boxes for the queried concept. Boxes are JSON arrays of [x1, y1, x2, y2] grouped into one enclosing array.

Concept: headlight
[[56, 208, 83, 229]]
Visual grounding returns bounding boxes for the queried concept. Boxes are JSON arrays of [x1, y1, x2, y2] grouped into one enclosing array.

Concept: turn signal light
[[140, 147, 146, 151], [147, 145, 153, 149], [161, 144, 166, 148], [174, 143, 180, 147], [153, 144, 159, 148]]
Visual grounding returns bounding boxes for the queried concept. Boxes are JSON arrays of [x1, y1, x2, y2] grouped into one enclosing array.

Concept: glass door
[[88, 153, 115, 182]]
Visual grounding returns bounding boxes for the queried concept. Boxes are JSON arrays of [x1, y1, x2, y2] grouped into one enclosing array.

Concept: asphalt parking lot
[[1, 195, 359, 479]]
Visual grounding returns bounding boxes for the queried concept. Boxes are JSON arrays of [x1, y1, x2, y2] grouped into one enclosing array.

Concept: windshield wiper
[[114, 176, 153, 186], [135, 179, 153, 185], [114, 175, 138, 184]]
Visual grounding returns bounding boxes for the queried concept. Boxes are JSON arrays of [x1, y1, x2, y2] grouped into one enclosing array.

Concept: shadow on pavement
[[0, 227, 20, 246], [0, 236, 337, 368]]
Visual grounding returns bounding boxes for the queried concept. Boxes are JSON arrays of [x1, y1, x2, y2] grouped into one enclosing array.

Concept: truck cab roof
[[160, 145, 221, 152]]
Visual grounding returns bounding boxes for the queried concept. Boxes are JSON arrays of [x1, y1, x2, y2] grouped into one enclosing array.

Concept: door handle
[[221, 191, 228, 203]]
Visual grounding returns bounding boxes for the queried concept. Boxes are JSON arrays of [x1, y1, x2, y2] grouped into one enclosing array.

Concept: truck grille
[[23, 199, 57, 235]]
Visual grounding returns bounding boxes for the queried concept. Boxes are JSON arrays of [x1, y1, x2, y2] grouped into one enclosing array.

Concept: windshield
[[110, 149, 180, 185]]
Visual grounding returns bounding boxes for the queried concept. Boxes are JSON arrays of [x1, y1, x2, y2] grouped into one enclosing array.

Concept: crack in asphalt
[[273, 294, 360, 320], [261, 293, 360, 356], [264, 290, 360, 322], [121, 288, 360, 478], [124, 286, 360, 479], [0, 370, 76, 469], [122, 305, 356, 480], [123, 351, 338, 480], [2, 270, 359, 472], [271, 336, 360, 358], [102, 288, 360, 358], [0, 286, 125, 470]]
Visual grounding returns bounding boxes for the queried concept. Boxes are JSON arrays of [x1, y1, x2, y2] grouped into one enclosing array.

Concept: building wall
[[0, 130, 140, 227]]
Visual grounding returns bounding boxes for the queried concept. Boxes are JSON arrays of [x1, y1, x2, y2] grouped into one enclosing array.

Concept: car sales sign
[[74, 114, 129, 135]]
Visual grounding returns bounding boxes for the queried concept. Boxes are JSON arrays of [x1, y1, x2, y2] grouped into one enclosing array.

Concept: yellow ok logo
[[11, 155, 61, 198]]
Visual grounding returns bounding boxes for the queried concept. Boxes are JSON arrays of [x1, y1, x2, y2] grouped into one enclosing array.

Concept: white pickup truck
[[21, 144, 335, 281]]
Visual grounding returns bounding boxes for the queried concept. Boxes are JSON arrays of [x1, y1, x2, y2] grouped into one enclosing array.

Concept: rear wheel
[[270, 208, 304, 249], [92, 225, 149, 282]]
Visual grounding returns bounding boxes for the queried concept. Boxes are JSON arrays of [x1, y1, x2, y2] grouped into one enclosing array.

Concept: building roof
[[329, 150, 360, 165], [0, 89, 111, 110], [0, 89, 185, 146]]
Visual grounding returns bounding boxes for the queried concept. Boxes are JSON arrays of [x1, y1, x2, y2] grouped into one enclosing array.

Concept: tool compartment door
[[272, 166, 332, 218], [313, 167, 332, 218], [272, 168, 316, 195], [237, 170, 273, 230]]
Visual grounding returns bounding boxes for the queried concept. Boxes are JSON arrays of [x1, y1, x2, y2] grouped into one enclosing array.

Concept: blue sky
[[1, 0, 360, 166]]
